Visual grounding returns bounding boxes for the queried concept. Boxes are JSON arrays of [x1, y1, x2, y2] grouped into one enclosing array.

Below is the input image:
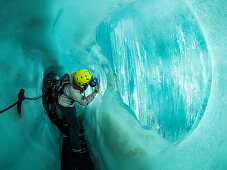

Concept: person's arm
[[69, 84, 100, 106]]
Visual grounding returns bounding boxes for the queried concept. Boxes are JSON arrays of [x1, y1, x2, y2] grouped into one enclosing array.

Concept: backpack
[[53, 74, 71, 101]]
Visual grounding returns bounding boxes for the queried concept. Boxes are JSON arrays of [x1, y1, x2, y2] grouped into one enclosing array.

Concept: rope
[[25, 96, 43, 100], [0, 89, 44, 114], [0, 102, 18, 114]]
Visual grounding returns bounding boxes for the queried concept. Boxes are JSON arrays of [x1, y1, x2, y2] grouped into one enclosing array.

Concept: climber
[[54, 69, 100, 154]]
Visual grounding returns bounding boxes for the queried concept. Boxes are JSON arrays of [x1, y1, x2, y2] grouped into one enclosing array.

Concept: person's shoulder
[[68, 71, 75, 75], [68, 72, 75, 77], [67, 84, 80, 93], [67, 72, 75, 84]]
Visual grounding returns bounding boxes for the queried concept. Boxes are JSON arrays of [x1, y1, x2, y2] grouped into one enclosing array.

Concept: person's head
[[73, 69, 92, 87]]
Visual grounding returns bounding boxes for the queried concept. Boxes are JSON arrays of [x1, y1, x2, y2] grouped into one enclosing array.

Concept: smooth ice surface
[[0, 0, 226, 170], [96, 0, 212, 142]]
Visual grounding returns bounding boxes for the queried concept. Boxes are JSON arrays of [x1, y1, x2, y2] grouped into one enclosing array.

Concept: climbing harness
[[0, 89, 44, 114]]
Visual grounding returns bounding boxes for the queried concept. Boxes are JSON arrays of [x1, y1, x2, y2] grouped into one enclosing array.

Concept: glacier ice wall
[[81, 0, 227, 169], [0, 1, 62, 169], [0, 0, 133, 169], [96, 0, 212, 143], [0, 0, 226, 170]]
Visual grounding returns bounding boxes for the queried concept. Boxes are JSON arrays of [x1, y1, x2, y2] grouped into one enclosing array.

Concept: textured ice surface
[[0, 0, 226, 170], [96, 0, 212, 142]]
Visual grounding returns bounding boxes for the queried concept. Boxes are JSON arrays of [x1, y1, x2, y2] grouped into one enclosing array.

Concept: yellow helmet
[[73, 69, 92, 86]]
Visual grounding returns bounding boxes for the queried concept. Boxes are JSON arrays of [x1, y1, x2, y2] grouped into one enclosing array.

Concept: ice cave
[[0, 0, 226, 169]]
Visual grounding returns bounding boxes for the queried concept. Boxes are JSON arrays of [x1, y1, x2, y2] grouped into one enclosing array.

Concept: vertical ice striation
[[96, 0, 212, 142]]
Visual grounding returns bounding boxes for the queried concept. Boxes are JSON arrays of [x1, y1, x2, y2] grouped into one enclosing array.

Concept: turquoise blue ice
[[0, 0, 226, 169]]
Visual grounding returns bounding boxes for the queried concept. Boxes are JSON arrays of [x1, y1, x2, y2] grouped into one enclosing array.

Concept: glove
[[94, 84, 100, 93], [89, 77, 99, 87]]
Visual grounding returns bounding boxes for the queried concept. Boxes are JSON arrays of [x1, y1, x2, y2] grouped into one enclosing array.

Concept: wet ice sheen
[[96, 0, 212, 142]]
